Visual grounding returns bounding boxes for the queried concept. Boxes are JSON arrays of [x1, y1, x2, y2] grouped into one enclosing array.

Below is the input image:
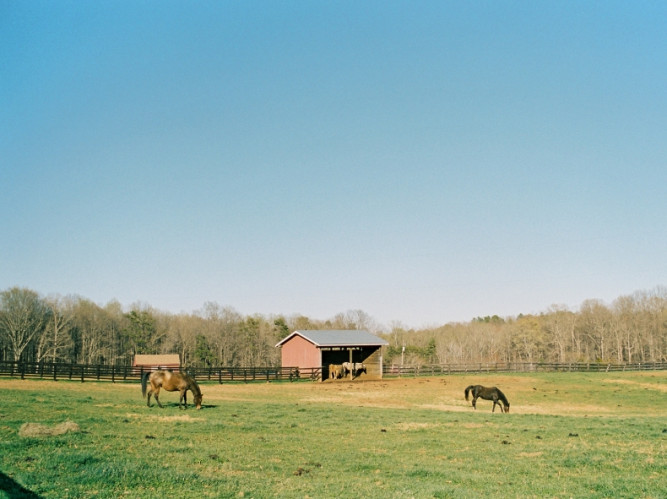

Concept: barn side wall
[[363, 347, 383, 380], [280, 335, 320, 368]]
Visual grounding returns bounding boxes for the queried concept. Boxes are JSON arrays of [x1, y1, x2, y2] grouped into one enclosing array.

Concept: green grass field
[[0, 371, 665, 498]]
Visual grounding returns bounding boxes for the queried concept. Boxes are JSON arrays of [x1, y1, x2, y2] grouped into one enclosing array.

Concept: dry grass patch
[[123, 412, 203, 423], [19, 421, 80, 437], [393, 422, 439, 431], [606, 378, 667, 392], [154, 414, 204, 423]]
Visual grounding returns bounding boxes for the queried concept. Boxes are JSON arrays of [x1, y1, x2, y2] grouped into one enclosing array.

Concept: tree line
[[1, 286, 665, 367]]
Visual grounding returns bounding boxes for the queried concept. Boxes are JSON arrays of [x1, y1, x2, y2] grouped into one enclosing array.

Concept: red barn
[[275, 330, 388, 381], [132, 354, 180, 373]]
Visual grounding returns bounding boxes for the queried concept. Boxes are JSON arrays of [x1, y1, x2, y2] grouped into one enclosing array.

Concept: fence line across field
[[0, 362, 311, 383], [0, 360, 664, 383], [383, 361, 667, 376]]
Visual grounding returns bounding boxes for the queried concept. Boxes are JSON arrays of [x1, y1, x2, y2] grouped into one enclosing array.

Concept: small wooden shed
[[275, 330, 388, 381], [132, 354, 180, 373]]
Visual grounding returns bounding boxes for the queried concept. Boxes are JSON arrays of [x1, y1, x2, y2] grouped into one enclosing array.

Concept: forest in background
[[1, 286, 665, 367]]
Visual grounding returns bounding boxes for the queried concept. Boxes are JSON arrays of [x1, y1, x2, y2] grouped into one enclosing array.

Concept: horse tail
[[464, 385, 474, 401], [141, 371, 149, 398]]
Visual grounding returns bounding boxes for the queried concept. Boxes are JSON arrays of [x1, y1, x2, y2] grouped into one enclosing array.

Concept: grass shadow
[[0, 471, 41, 498]]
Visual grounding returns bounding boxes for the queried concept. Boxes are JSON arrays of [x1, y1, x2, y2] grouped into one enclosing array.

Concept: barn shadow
[[0, 471, 41, 498]]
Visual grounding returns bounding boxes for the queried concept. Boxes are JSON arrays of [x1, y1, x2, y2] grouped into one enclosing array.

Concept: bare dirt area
[[201, 372, 667, 416], [3, 371, 665, 417]]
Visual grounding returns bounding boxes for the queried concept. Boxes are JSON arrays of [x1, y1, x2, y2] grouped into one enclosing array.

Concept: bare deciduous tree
[[0, 287, 49, 362]]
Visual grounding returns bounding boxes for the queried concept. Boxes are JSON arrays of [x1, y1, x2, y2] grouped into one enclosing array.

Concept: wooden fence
[[382, 361, 667, 377], [0, 361, 318, 383], [0, 360, 664, 383]]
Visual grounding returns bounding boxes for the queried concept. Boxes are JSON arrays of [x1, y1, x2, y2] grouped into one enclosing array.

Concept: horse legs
[[472, 396, 477, 410], [179, 389, 187, 410], [154, 387, 163, 408], [146, 389, 153, 407], [492, 397, 505, 413]]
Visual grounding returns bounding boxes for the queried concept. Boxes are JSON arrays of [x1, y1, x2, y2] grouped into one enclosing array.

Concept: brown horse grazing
[[464, 385, 510, 413], [141, 370, 203, 410]]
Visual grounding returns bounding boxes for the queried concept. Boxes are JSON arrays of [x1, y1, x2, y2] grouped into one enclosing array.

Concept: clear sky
[[2, 2, 666, 328]]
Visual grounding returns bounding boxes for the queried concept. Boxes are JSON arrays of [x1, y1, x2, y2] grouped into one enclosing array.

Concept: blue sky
[[2, 2, 666, 328]]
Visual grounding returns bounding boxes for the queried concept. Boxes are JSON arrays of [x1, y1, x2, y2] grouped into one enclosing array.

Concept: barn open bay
[[1, 372, 665, 498]]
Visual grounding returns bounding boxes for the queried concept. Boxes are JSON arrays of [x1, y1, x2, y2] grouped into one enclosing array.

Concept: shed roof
[[133, 354, 180, 366], [275, 330, 389, 348]]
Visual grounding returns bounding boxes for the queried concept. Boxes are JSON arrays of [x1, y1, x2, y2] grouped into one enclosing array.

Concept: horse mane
[[185, 374, 201, 396], [496, 388, 510, 408]]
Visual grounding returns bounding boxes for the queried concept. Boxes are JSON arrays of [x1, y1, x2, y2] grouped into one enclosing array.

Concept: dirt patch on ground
[[3, 371, 665, 417]]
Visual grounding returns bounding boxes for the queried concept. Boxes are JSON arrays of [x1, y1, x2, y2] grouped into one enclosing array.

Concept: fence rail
[[0, 360, 664, 383], [382, 361, 667, 377], [0, 361, 319, 383]]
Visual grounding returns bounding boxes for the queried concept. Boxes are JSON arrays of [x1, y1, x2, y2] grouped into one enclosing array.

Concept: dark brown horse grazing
[[464, 385, 510, 413], [141, 370, 203, 410]]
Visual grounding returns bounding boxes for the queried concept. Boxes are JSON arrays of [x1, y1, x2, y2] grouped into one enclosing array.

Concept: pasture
[[0, 371, 665, 498]]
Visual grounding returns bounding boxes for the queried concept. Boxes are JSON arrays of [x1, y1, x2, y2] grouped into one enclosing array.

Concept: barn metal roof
[[275, 330, 389, 348]]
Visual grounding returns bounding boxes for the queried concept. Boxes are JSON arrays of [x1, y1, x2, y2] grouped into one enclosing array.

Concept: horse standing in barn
[[142, 370, 203, 410], [342, 362, 367, 379], [464, 385, 510, 413], [329, 364, 345, 380]]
